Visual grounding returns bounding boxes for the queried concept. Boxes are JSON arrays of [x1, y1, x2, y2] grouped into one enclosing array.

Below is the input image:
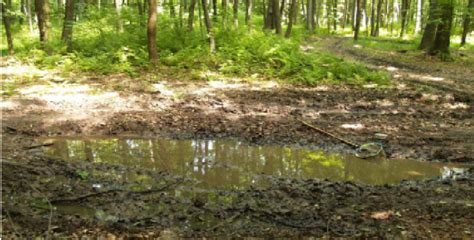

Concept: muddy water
[[40, 137, 464, 187]]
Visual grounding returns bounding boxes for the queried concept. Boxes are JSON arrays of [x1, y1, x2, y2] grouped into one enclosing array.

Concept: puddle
[[40, 137, 465, 187]]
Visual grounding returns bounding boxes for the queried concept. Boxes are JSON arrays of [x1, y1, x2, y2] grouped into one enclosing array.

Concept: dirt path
[[1, 51, 474, 238], [315, 36, 474, 101]]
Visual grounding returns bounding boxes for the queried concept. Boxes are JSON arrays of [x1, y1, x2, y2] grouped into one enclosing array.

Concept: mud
[[2, 40, 474, 237]]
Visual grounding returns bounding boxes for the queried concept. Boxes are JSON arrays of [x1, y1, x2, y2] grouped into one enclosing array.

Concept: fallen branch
[[298, 119, 359, 148], [24, 143, 55, 150], [51, 180, 182, 204]]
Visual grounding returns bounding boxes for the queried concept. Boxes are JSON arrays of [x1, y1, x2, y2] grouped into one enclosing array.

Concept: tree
[[306, 0, 314, 31], [461, 0, 474, 46], [399, 0, 409, 37], [428, 0, 453, 57], [147, 0, 158, 63], [285, 0, 298, 37], [354, 0, 362, 40], [273, 0, 282, 34], [245, 0, 253, 30], [1, 0, 14, 55], [62, 0, 75, 52], [419, 0, 439, 50], [115, 0, 124, 32], [202, 0, 216, 52], [188, 0, 197, 31], [233, 0, 238, 27], [35, 0, 51, 44], [414, 0, 422, 33]]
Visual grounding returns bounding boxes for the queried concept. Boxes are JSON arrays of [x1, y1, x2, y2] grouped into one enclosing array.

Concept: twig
[[24, 143, 55, 150], [298, 119, 359, 148], [51, 180, 181, 204]]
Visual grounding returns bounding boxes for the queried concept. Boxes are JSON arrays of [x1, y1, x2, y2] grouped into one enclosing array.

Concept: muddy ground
[[2, 38, 474, 238]]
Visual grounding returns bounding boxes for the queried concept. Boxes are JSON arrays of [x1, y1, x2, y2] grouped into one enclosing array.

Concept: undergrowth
[[2, 7, 390, 86]]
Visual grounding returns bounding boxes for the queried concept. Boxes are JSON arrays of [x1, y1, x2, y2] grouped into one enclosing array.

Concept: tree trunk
[[400, 0, 409, 37], [233, 0, 238, 27], [419, 0, 438, 49], [1, 0, 14, 55], [285, 0, 298, 37], [306, 0, 314, 30], [26, 0, 34, 33], [202, 0, 216, 52], [35, 0, 51, 44], [222, 0, 227, 27], [332, 0, 337, 30], [354, 0, 362, 40], [273, 0, 282, 34], [280, 0, 286, 17], [264, 0, 274, 29], [342, 0, 348, 28], [115, 0, 124, 32], [212, 0, 217, 15], [461, 0, 474, 46], [188, 0, 197, 31], [370, 0, 376, 35], [245, 0, 252, 30], [147, 0, 158, 63], [429, 0, 453, 57], [62, 0, 75, 52], [375, 0, 382, 36], [414, 0, 422, 33]]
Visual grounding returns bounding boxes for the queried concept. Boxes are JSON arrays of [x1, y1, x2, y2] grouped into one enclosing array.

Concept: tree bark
[[202, 0, 216, 52], [115, 0, 124, 32], [306, 0, 314, 31], [233, 0, 238, 27], [285, 0, 298, 37], [212, 0, 217, 15], [399, 0, 409, 37], [461, 0, 474, 46], [354, 0, 362, 40], [62, 0, 75, 52], [375, 0, 382, 36], [222, 0, 227, 27], [264, 0, 274, 29], [273, 0, 282, 34], [26, 0, 34, 33], [147, 0, 158, 63], [332, 0, 337, 30], [414, 0, 422, 33], [1, 0, 14, 55], [35, 0, 51, 44], [245, 0, 253, 30], [429, 0, 453, 57], [188, 0, 197, 31], [370, 0, 376, 35], [419, 0, 438, 49]]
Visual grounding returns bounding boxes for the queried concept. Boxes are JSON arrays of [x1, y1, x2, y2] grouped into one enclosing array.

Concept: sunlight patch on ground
[[442, 102, 469, 109], [152, 83, 175, 96], [0, 65, 50, 77]]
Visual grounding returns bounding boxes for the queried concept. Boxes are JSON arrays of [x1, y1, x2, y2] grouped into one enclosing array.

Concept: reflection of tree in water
[[43, 138, 448, 186]]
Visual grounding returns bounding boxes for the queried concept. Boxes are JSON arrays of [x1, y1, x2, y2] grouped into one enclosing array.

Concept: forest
[[1, 0, 474, 238]]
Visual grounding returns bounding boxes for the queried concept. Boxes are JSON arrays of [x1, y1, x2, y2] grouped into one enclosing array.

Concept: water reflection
[[41, 137, 460, 187]]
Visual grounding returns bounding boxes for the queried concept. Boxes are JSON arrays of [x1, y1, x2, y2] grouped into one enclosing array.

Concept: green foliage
[[3, 6, 389, 86]]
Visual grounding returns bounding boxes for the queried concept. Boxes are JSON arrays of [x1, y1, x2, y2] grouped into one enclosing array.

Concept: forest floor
[[1, 37, 474, 238]]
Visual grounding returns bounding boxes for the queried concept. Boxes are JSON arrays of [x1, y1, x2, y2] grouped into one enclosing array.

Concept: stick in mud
[[298, 119, 359, 148]]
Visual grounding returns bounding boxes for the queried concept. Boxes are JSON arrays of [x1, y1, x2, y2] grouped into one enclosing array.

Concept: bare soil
[[2, 39, 474, 238]]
